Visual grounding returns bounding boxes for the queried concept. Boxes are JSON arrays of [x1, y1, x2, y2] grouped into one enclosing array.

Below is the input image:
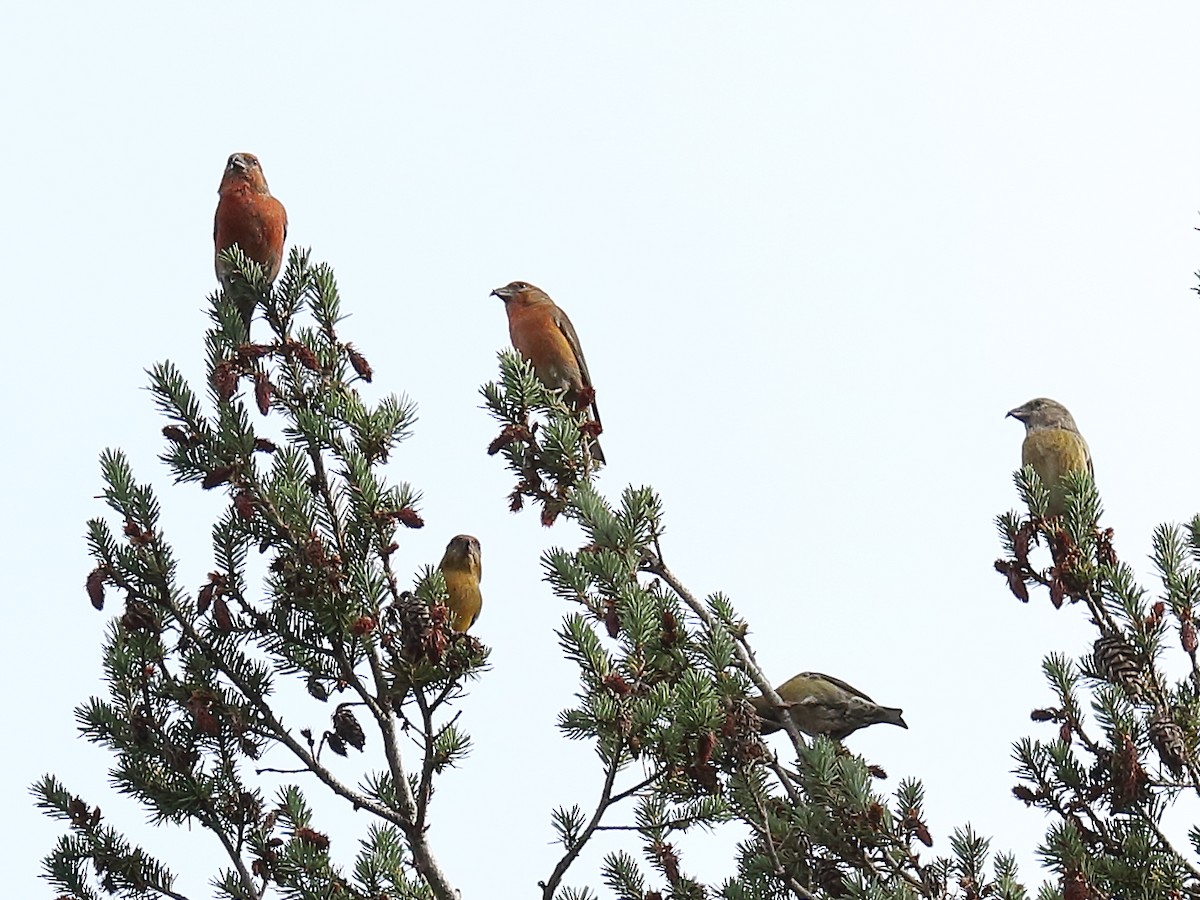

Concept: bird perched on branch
[[1006, 397, 1093, 518], [214, 152, 288, 335], [491, 281, 605, 464], [438, 535, 482, 632], [750, 672, 908, 741]]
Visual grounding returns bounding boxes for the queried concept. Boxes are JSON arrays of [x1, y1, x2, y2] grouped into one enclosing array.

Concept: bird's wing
[[801, 672, 875, 703], [552, 306, 592, 386], [553, 306, 603, 426]]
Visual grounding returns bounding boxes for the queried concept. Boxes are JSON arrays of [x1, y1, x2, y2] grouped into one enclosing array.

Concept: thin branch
[[127, 622, 259, 899], [1134, 805, 1200, 883], [591, 811, 715, 834], [147, 884, 192, 900], [374, 522, 406, 606], [750, 791, 819, 900], [856, 843, 927, 894], [642, 550, 811, 757], [609, 770, 666, 807], [768, 758, 804, 807], [359, 639, 457, 899], [112, 564, 413, 833], [541, 750, 623, 900], [198, 795, 261, 900], [412, 685, 438, 832], [359, 639, 418, 815], [304, 438, 349, 568]]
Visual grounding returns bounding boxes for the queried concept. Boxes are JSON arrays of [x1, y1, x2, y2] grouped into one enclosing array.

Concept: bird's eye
[[513, 281, 528, 290]]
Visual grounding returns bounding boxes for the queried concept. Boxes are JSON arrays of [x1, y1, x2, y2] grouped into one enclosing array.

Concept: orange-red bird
[[491, 281, 605, 464], [214, 152, 288, 334]]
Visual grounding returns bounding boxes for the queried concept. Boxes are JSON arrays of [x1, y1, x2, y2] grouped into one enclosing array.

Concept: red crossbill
[[491, 281, 605, 464], [750, 672, 908, 741], [214, 152, 288, 334], [438, 535, 482, 632], [1006, 397, 1093, 518]]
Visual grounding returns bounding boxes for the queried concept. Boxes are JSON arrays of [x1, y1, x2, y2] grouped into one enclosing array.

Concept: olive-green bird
[[438, 535, 482, 632], [750, 672, 908, 741], [1006, 397, 1093, 518]]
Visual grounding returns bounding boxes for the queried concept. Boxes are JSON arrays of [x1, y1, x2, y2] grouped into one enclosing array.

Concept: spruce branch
[[487, 357, 1024, 899], [541, 750, 624, 900], [640, 551, 811, 759], [748, 788, 821, 900], [998, 462, 1200, 896], [42, 250, 469, 900]]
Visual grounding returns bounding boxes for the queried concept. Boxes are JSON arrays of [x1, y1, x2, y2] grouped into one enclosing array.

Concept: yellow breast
[[443, 568, 482, 632], [1021, 428, 1091, 516]]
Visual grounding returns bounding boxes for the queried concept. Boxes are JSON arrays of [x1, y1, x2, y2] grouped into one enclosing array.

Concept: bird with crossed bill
[[1006, 397, 1093, 519], [492, 281, 605, 464], [438, 535, 482, 633], [214, 152, 288, 335], [750, 671, 908, 741]]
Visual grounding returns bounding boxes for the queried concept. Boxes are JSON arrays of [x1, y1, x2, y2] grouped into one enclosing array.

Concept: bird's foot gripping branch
[[37, 251, 484, 900], [485, 361, 1028, 899]]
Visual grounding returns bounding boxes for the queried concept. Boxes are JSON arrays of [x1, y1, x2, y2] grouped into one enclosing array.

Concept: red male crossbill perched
[[438, 535, 482, 632], [1006, 397, 1093, 518], [214, 152, 288, 334], [750, 672, 908, 741], [491, 281, 605, 464]]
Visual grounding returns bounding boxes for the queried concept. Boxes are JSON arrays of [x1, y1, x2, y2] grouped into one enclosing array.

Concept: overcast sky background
[[5, 3, 1200, 896]]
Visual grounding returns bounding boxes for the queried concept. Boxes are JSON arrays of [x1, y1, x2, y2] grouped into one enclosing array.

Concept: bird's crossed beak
[[490, 286, 512, 301], [1006, 406, 1027, 422]]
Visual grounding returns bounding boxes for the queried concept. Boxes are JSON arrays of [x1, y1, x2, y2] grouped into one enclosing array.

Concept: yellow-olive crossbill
[[1007, 397, 1093, 518], [750, 672, 908, 741], [438, 535, 482, 632]]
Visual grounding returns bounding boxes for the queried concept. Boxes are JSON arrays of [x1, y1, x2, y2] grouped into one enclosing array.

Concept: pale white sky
[[6, 3, 1200, 896]]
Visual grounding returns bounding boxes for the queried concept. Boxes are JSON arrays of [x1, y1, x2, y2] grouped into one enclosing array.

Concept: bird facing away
[[214, 152, 288, 335], [1006, 397, 1093, 518], [750, 672, 908, 741], [438, 535, 482, 632], [491, 281, 605, 464]]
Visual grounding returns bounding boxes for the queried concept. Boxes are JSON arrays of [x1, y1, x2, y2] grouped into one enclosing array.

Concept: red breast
[[215, 190, 286, 279], [505, 302, 581, 392], [214, 153, 287, 283]]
